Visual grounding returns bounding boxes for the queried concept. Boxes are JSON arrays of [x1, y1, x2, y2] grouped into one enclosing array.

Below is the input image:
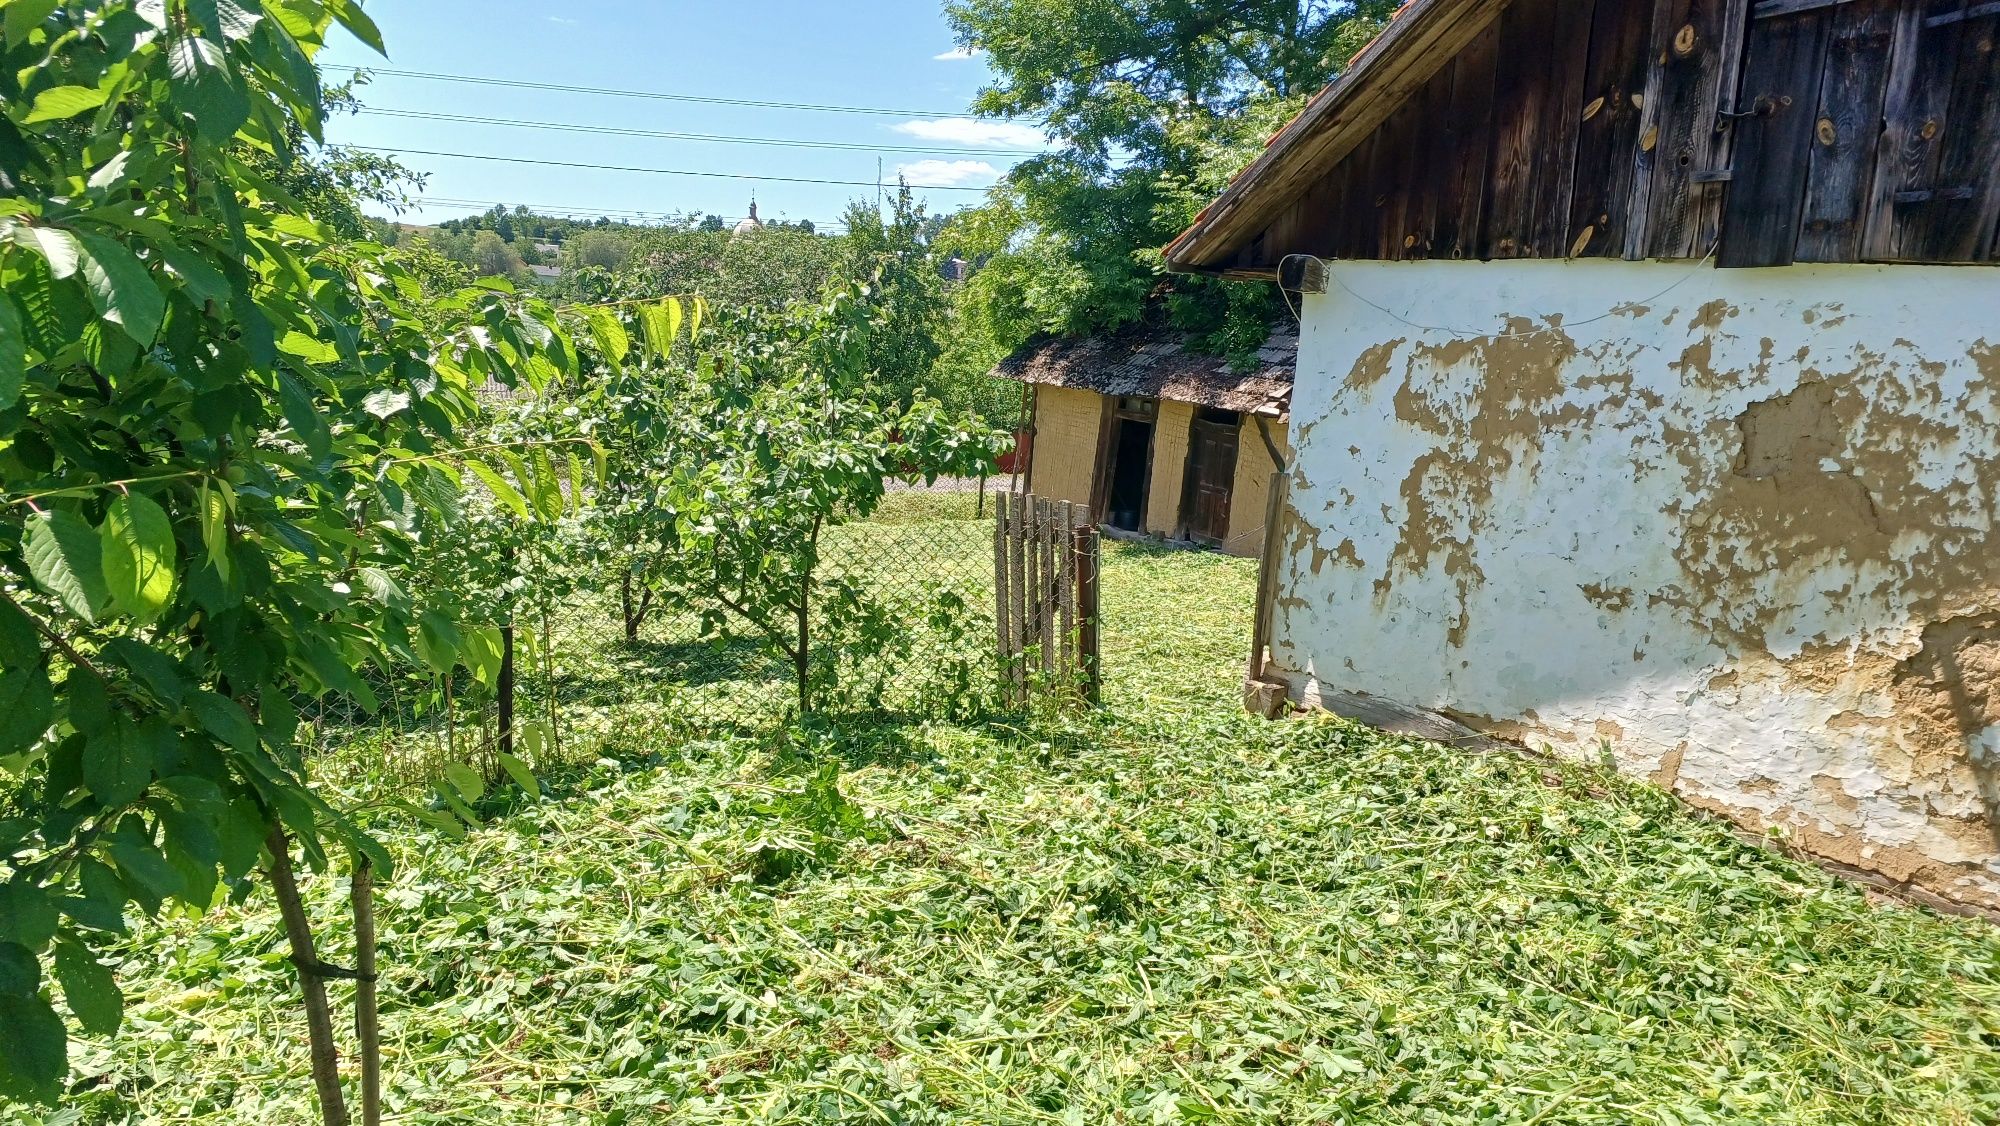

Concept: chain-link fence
[[302, 481, 1014, 789]]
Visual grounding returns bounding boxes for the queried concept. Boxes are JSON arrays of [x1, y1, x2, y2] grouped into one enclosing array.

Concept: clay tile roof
[[992, 324, 1296, 417]]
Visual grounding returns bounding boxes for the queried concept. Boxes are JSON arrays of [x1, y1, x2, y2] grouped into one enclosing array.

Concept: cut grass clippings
[[18, 529, 2000, 1125]]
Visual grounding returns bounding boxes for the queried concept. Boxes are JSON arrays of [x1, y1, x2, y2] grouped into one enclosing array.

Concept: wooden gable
[[1171, 0, 2000, 273]]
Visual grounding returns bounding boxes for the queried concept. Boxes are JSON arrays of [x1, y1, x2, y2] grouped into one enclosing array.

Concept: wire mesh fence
[[299, 483, 1015, 789]]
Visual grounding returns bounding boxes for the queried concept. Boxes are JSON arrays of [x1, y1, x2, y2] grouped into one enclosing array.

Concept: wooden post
[[496, 620, 515, 761], [993, 492, 1014, 704], [1037, 497, 1057, 678], [1009, 491, 1028, 702], [1057, 500, 1076, 686], [1075, 525, 1101, 705], [266, 826, 351, 1126], [1023, 497, 1041, 676], [351, 860, 381, 1126]]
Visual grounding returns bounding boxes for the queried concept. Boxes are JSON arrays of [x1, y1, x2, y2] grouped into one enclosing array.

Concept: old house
[[1165, 0, 2000, 909], [995, 325, 1296, 557]]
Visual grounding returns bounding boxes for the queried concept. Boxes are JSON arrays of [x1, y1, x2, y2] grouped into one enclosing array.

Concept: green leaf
[[442, 762, 484, 803], [197, 481, 230, 582], [10, 225, 79, 279], [3, 0, 58, 43], [414, 610, 461, 675], [324, 0, 386, 53], [53, 941, 121, 1036], [467, 461, 529, 520], [189, 691, 259, 754], [83, 720, 160, 808], [0, 883, 56, 951], [166, 34, 251, 143], [76, 234, 164, 347], [586, 308, 629, 372], [0, 296, 22, 410], [461, 626, 503, 689], [99, 493, 177, 623], [0, 668, 53, 757], [276, 370, 330, 458], [496, 751, 538, 797], [24, 510, 112, 623], [0, 944, 37, 995], [0, 992, 66, 1104], [21, 84, 107, 124]]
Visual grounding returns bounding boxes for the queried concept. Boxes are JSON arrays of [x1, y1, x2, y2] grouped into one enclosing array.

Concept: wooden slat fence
[[994, 492, 1101, 706]]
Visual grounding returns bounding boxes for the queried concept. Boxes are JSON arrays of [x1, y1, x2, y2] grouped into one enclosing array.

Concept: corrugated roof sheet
[[993, 324, 1295, 416]]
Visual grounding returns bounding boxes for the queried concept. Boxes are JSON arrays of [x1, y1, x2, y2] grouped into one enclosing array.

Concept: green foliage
[[0, 0, 694, 1102], [617, 222, 842, 311], [632, 289, 1000, 714], [935, 0, 1392, 373], [29, 526, 2000, 1123], [837, 183, 947, 412]]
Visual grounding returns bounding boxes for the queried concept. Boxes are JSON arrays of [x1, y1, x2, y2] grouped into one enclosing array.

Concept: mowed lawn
[[23, 523, 2000, 1125]]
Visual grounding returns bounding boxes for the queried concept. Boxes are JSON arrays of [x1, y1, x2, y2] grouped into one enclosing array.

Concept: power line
[[356, 106, 1041, 158], [407, 195, 851, 229], [354, 145, 997, 192], [326, 64, 968, 118]]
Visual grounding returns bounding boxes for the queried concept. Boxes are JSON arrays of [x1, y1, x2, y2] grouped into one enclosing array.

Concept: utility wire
[[357, 107, 1044, 158], [354, 145, 996, 192], [325, 64, 969, 118], [408, 195, 851, 229]]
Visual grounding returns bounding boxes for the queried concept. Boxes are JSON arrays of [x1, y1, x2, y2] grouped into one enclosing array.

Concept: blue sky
[[315, 1, 1047, 230]]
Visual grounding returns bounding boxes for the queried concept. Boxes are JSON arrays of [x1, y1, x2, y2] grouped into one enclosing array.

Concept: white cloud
[[548, 14, 577, 23], [896, 159, 1001, 187], [893, 117, 1046, 148], [934, 46, 981, 60]]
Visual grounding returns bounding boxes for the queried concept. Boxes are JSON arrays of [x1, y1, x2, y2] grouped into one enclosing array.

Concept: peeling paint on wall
[[1271, 260, 2000, 909]]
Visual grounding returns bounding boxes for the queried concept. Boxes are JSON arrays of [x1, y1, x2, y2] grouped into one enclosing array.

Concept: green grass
[[19, 520, 2000, 1125]]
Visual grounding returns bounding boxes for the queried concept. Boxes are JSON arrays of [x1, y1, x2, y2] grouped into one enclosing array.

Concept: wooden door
[[1182, 413, 1240, 545]]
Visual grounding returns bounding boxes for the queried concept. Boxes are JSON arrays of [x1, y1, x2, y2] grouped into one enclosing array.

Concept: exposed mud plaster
[[1271, 259, 2000, 909]]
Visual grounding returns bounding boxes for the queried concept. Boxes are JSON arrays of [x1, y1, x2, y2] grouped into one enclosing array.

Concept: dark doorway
[[1182, 408, 1240, 545], [1104, 417, 1153, 531]]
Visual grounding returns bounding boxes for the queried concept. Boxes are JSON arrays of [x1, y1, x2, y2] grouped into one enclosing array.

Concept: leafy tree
[[470, 229, 527, 282], [0, 2, 692, 1117], [618, 223, 841, 311], [563, 229, 633, 272], [837, 182, 947, 411], [937, 0, 1392, 371], [608, 290, 1000, 714]]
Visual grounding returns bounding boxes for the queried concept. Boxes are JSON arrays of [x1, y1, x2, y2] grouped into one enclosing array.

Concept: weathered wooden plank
[[1927, 12, 2000, 260], [1407, 63, 1458, 257], [1058, 500, 1076, 682], [1485, 0, 1562, 257], [1570, 0, 1657, 254], [1378, 96, 1425, 258], [1037, 497, 1057, 677], [1719, 8, 1836, 265], [994, 491, 1013, 702], [1532, 0, 1601, 254], [1863, 2, 1962, 258], [1752, 0, 1863, 18], [1010, 491, 1028, 698], [1642, 0, 1746, 257], [1440, 20, 1501, 257], [1795, 0, 1900, 261], [1340, 130, 1385, 259], [1166, 0, 1517, 271]]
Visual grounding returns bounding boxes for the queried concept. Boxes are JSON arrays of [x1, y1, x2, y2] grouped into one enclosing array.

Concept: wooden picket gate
[[993, 492, 1101, 706]]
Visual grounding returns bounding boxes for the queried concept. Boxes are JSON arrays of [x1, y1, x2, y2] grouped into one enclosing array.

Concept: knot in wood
[[1673, 23, 1698, 56]]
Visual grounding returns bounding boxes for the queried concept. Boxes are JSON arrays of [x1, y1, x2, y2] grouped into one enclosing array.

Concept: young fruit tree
[[630, 288, 1003, 714], [0, 2, 686, 1119]]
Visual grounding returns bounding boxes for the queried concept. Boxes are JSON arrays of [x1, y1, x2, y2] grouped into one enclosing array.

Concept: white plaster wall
[[1274, 259, 2000, 908]]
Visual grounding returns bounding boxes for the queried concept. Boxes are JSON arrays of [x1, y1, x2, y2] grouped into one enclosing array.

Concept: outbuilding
[[995, 323, 1295, 557], [1165, 0, 2000, 910]]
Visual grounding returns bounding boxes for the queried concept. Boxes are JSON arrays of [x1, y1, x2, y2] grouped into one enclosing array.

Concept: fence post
[[1057, 500, 1075, 688], [497, 620, 515, 760], [1075, 523, 1101, 705], [993, 491, 1014, 705]]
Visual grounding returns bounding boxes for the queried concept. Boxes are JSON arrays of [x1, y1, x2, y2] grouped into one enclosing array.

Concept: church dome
[[732, 200, 764, 236]]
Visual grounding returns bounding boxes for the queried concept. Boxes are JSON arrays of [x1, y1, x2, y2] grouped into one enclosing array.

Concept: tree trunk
[[620, 573, 638, 642], [266, 826, 350, 1126], [350, 859, 381, 1126]]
